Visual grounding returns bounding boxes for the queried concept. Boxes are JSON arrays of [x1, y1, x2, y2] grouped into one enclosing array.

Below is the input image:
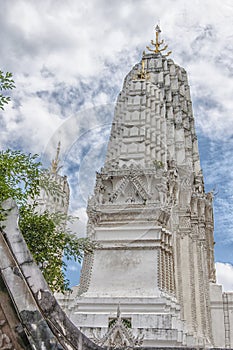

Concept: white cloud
[[1, 1, 233, 152], [67, 263, 80, 272], [67, 207, 88, 238], [216, 262, 233, 291], [1, 0, 233, 277]]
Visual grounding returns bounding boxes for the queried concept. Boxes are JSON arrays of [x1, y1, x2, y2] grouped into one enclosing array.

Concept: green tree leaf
[[0, 148, 97, 293], [19, 206, 96, 293], [0, 70, 15, 110]]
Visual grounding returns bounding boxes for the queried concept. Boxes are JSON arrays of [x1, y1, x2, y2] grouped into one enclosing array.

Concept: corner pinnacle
[[51, 141, 61, 175]]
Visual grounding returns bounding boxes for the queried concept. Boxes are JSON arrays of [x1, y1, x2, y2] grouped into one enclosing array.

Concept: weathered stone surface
[[0, 199, 104, 350], [0, 199, 232, 349]]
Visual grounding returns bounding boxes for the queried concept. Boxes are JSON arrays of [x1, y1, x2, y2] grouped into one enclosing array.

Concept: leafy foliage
[[19, 206, 96, 293], [0, 150, 65, 219], [0, 150, 41, 221], [39, 170, 65, 198], [0, 71, 95, 292], [0, 149, 96, 292], [0, 71, 15, 110]]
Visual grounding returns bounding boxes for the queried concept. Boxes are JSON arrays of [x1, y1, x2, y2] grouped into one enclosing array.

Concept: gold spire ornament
[[134, 51, 150, 80], [146, 25, 172, 57], [51, 141, 61, 174]]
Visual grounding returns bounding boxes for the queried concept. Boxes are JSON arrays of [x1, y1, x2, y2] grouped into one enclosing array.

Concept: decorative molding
[[176, 236, 184, 318], [91, 307, 143, 349], [179, 216, 191, 229], [188, 236, 197, 333], [78, 252, 94, 296]]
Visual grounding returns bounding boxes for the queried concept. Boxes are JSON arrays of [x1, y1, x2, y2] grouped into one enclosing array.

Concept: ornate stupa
[[58, 26, 233, 348]]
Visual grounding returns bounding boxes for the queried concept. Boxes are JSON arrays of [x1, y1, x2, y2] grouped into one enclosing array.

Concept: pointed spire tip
[[51, 141, 61, 174]]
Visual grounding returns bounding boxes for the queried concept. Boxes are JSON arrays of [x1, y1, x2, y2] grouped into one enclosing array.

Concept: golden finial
[[134, 51, 150, 80], [51, 141, 61, 174], [146, 25, 172, 56]]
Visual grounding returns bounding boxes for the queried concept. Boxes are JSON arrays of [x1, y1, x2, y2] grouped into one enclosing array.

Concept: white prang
[[57, 53, 233, 348]]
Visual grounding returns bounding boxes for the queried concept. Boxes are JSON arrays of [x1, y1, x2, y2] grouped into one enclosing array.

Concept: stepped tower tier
[[105, 55, 201, 175], [60, 27, 217, 348]]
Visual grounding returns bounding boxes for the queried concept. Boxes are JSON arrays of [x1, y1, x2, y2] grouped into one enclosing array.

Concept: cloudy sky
[[1, 0, 233, 291]]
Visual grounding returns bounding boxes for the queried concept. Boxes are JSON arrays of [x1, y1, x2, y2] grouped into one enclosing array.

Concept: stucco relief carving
[[158, 209, 170, 226], [91, 307, 143, 349], [181, 176, 192, 190], [205, 192, 214, 222], [190, 174, 205, 217], [194, 174, 204, 194], [199, 226, 206, 240], [197, 198, 206, 220], [191, 194, 198, 215], [78, 252, 94, 296], [174, 120, 183, 130], [179, 216, 191, 229], [167, 160, 179, 204], [93, 170, 167, 206]]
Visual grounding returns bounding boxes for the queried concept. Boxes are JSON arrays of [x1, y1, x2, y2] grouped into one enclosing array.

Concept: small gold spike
[[146, 25, 172, 56], [133, 52, 150, 80]]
